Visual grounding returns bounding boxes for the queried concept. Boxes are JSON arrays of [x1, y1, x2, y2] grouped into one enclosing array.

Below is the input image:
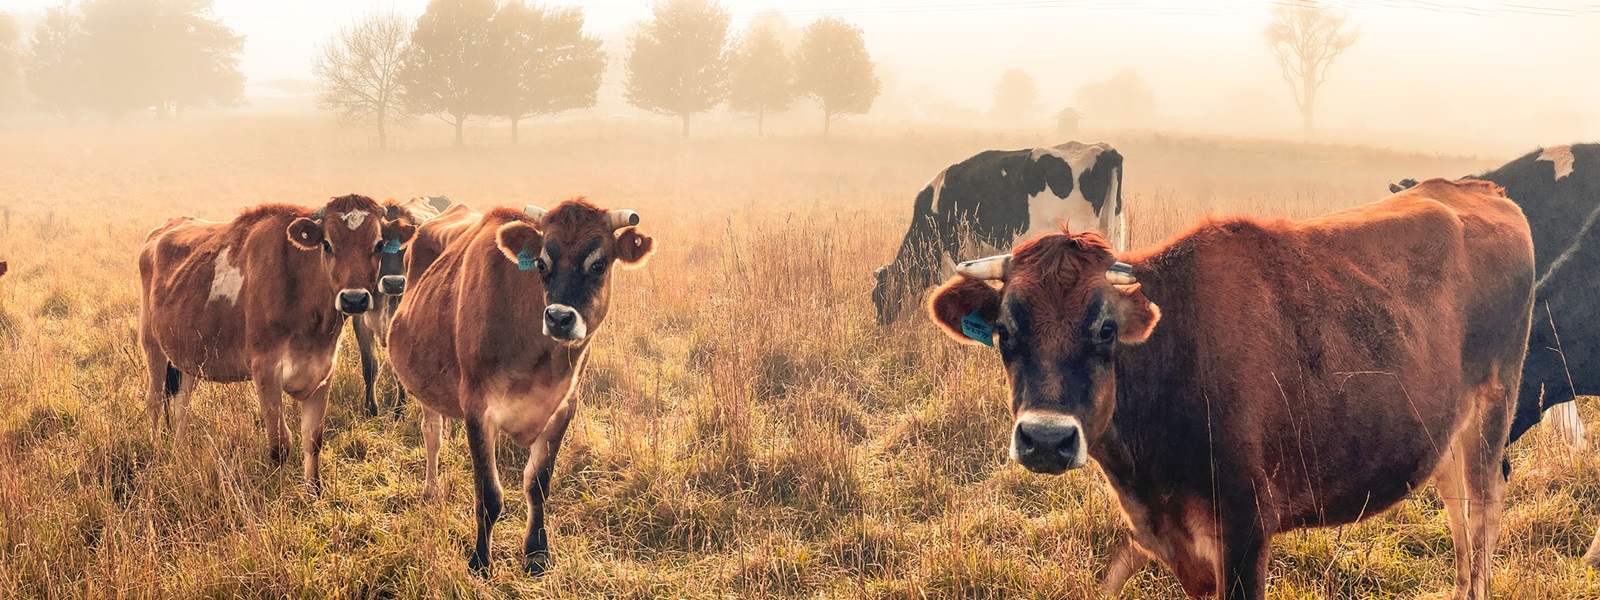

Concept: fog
[[8, 0, 1599, 154]]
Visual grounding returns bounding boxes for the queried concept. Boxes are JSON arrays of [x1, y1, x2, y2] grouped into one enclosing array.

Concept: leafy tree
[[1265, 0, 1358, 135], [490, 2, 604, 145], [624, 0, 730, 139], [28, 0, 243, 120], [990, 68, 1041, 126], [1076, 69, 1156, 127], [0, 14, 23, 113], [314, 10, 410, 149], [794, 16, 879, 134], [402, 0, 498, 148], [727, 21, 793, 137], [26, 7, 86, 118]]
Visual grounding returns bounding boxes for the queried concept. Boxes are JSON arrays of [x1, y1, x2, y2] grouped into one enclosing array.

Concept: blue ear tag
[[382, 239, 402, 254], [960, 309, 995, 346], [517, 249, 539, 271]]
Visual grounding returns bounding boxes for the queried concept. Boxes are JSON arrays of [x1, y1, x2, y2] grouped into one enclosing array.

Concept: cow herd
[[1, 142, 1593, 598]]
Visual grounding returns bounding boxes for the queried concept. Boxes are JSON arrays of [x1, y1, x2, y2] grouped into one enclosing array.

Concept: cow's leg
[[1433, 445, 1473, 595], [352, 318, 380, 418], [422, 407, 444, 501], [1217, 520, 1270, 600], [170, 370, 199, 444], [254, 377, 291, 463], [1542, 402, 1587, 451], [1099, 538, 1148, 596], [142, 353, 171, 440], [464, 413, 503, 574], [393, 384, 408, 420], [522, 398, 575, 576], [295, 380, 331, 493]]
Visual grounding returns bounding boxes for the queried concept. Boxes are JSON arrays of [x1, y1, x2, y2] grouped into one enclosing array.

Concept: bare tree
[[1265, 0, 1357, 135], [313, 10, 410, 149]]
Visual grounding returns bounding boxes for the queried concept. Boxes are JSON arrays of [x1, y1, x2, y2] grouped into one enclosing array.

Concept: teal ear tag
[[382, 239, 402, 254], [517, 249, 539, 271], [960, 309, 995, 346]]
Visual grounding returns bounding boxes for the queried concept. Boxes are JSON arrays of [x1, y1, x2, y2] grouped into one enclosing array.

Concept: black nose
[[338, 289, 372, 314], [1014, 418, 1081, 473], [378, 275, 406, 296], [544, 305, 576, 331]]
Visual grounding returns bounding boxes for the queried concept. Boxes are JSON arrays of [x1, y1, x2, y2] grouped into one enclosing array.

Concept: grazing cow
[[1390, 144, 1598, 452], [0, 261, 6, 278], [388, 198, 654, 575], [138, 194, 416, 490], [873, 141, 1125, 324], [929, 179, 1534, 599], [349, 196, 447, 417]]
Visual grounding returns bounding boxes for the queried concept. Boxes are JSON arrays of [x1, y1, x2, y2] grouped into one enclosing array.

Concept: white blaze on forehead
[[208, 247, 244, 304], [339, 211, 371, 230], [1538, 145, 1576, 180]]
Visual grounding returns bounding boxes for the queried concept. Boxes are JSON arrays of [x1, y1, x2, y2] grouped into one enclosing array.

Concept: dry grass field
[[2, 117, 1598, 599]]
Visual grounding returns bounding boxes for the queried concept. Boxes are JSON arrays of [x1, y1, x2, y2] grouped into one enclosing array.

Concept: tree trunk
[[453, 115, 465, 148], [1300, 68, 1316, 136], [511, 117, 520, 146], [681, 113, 691, 139], [377, 107, 387, 150]]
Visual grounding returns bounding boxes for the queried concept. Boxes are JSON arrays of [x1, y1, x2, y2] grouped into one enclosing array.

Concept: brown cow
[[138, 194, 416, 490], [388, 198, 653, 575], [0, 261, 7, 278], [350, 196, 446, 417], [928, 179, 1534, 600]]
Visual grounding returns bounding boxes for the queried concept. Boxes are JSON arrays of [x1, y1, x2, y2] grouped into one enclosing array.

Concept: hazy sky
[[8, 0, 1600, 147]]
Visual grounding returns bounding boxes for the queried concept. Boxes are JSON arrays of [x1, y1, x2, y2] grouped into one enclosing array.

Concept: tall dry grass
[[1, 117, 1596, 598]]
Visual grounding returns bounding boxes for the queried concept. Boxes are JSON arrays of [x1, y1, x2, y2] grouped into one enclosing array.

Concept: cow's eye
[[1094, 321, 1117, 346], [373, 241, 385, 254], [994, 323, 1011, 347], [589, 260, 607, 275], [321, 240, 333, 254], [534, 258, 550, 274]]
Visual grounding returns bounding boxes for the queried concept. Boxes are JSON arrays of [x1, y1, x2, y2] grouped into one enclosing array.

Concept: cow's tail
[[164, 363, 182, 397]]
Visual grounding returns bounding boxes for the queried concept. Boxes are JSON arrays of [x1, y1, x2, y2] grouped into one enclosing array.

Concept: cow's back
[[388, 209, 495, 421], [405, 203, 479, 286], [139, 218, 256, 382]]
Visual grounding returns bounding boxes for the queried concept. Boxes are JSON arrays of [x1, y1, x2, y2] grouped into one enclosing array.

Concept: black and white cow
[[1390, 145, 1598, 465], [872, 141, 1125, 324], [351, 195, 450, 417]]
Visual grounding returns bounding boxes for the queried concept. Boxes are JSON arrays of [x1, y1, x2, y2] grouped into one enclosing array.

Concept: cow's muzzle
[[337, 289, 372, 315], [1011, 412, 1088, 474], [378, 275, 406, 296], [543, 304, 587, 342]]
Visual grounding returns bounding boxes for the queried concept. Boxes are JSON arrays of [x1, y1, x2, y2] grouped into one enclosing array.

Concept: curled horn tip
[[955, 254, 1012, 280], [1106, 262, 1137, 285], [609, 209, 640, 229], [523, 205, 548, 222]]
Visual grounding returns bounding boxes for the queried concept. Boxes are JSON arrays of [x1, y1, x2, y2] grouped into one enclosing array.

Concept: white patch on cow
[[1538, 145, 1576, 180], [1011, 411, 1089, 469], [339, 211, 369, 230], [1021, 142, 1124, 251], [926, 169, 949, 214], [1000, 167, 1007, 177], [208, 248, 244, 304]]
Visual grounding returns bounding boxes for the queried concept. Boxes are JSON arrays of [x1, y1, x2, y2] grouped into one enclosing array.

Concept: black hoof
[[469, 552, 491, 575], [525, 551, 551, 577]]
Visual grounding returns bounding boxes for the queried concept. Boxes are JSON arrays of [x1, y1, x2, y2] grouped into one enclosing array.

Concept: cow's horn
[[955, 254, 1011, 281], [1106, 262, 1137, 285], [608, 209, 640, 230], [523, 205, 547, 223]]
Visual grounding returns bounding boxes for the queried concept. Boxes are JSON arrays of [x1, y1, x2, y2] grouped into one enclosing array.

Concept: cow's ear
[[1109, 283, 1161, 344], [614, 226, 654, 267], [496, 221, 542, 265], [287, 217, 324, 250], [382, 218, 416, 245], [928, 276, 1002, 345]]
